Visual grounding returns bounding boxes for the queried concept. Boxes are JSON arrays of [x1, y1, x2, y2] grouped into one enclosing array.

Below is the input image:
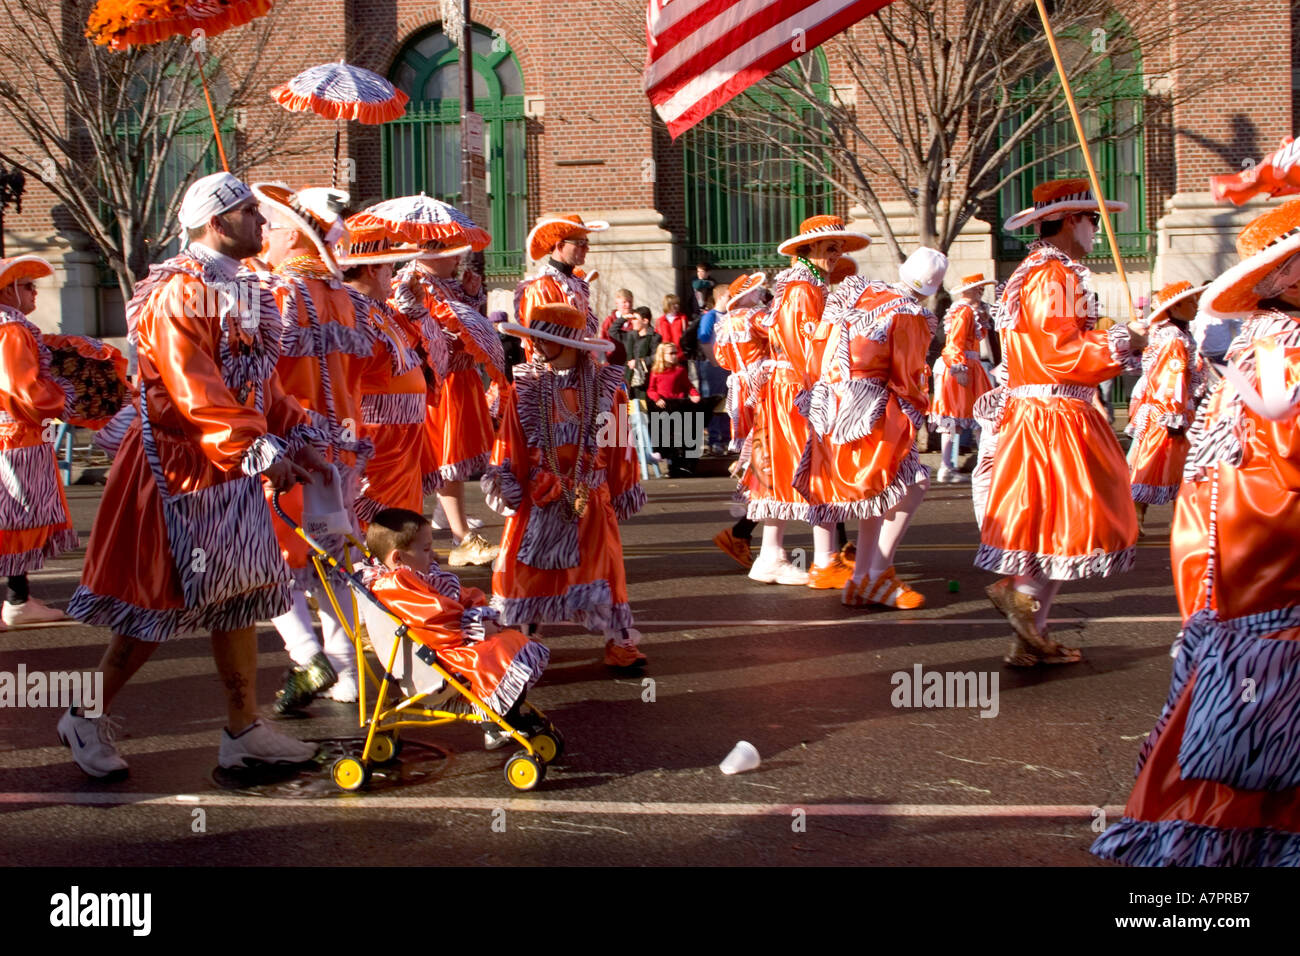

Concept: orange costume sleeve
[[0, 323, 68, 428], [1019, 260, 1127, 386], [890, 310, 933, 416], [941, 304, 975, 371], [482, 384, 528, 514], [140, 277, 281, 473]]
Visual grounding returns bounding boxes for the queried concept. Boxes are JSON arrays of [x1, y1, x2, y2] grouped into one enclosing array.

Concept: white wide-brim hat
[[1004, 178, 1128, 232], [253, 182, 350, 279], [776, 215, 870, 257]]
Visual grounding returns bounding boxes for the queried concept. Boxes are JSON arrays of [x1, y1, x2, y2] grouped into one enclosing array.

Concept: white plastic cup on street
[[719, 740, 760, 775]]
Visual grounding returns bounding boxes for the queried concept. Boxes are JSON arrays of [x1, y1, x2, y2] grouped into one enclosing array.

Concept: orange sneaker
[[807, 553, 853, 589], [842, 567, 925, 609], [604, 639, 648, 668], [712, 528, 754, 568]]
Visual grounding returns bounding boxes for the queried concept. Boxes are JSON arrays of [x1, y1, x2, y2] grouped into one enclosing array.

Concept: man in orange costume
[[977, 178, 1145, 666], [62, 172, 328, 777]]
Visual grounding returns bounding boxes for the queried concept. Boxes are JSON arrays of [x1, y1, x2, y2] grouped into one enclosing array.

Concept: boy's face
[[386, 523, 435, 575], [616, 296, 632, 313], [696, 265, 708, 278]]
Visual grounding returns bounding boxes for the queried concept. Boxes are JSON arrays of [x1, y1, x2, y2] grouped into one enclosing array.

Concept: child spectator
[[363, 507, 550, 748], [620, 306, 660, 403], [691, 263, 716, 316], [602, 289, 637, 339], [648, 341, 701, 476], [655, 294, 687, 347]]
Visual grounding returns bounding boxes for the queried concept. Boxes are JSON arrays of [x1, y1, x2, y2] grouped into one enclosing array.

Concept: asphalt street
[[0, 443, 1186, 867]]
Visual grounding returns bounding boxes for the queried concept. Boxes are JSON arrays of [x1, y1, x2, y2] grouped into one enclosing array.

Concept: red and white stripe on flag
[[644, 0, 897, 138]]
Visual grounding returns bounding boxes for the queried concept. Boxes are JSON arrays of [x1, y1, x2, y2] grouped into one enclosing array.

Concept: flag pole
[[1033, 0, 1137, 326]]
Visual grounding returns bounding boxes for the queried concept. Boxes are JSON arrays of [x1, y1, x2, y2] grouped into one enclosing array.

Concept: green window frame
[[996, 20, 1147, 262], [682, 51, 835, 270], [383, 24, 527, 278]]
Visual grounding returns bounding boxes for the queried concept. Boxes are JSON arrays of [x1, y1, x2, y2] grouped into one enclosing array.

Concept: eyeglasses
[[563, 239, 589, 249], [1082, 213, 1100, 227]]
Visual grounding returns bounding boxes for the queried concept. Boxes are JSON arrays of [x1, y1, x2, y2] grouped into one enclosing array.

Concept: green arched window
[[383, 24, 527, 277], [997, 19, 1146, 261], [682, 51, 835, 270]]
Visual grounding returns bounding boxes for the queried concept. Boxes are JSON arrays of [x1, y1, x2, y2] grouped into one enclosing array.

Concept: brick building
[[2, 0, 1296, 339]]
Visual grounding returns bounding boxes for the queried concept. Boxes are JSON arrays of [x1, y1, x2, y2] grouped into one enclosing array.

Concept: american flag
[[643, 0, 896, 138]]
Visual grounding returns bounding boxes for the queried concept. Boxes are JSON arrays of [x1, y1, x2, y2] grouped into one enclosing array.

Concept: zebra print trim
[[1168, 605, 1300, 791], [422, 471, 442, 496], [0, 444, 70, 529], [897, 398, 926, 430], [513, 265, 595, 336], [239, 434, 286, 477], [997, 242, 1099, 332], [67, 583, 292, 644], [92, 405, 137, 459], [518, 498, 581, 570], [832, 379, 891, 443], [930, 415, 979, 433], [283, 421, 331, 456], [278, 280, 375, 359], [1107, 324, 1141, 373], [1009, 383, 1096, 403], [439, 451, 489, 483], [418, 274, 505, 374], [803, 450, 928, 526], [0, 309, 76, 420], [353, 494, 386, 526], [1090, 817, 1300, 867], [391, 268, 450, 381], [745, 497, 811, 522], [490, 579, 634, 632], [1131, 482, 1179, 505], [1156, 411, 1189, 429], [972, 385, 1007, 432], [514, 362, 626, 451], [612, 485, 646, 519], [476, 639, 551, 719], [360, 392, 426, 425], [481, 462, 523, 515], [0, 528, 78, 575], [769, 262, 827, 312], [973, 542, 1136, 581]]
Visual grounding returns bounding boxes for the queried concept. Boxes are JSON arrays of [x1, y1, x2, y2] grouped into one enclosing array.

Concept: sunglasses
[[563, 239, 590, 249]]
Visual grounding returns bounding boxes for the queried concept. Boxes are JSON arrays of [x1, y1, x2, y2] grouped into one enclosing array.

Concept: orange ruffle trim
[[86, 0, 274, 50], [346, 213, 491, 250], [269, 85, 409, 124]]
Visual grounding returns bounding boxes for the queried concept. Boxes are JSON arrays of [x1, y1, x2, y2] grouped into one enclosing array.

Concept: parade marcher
[[796, 248, 946, 608], [931, 273, 995, 483], [395, 228, 504, 567], [1125, 281, 1207, 535], [486, 302, 649, 669], [256, 182, 374, 709], [0, 256, 77, 626], [62, 172, 329, 776], [515, 213, 609, 343], [746, 215, 869, 587], [1093, 200, 1300, 866], [977, 178, 1145, 667], [337, 221, 429, 523]]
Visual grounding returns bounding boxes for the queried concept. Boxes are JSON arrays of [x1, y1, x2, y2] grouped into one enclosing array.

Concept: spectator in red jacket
[[655, 294, 687, 347], [602, 288, 637, 339], [648, 341, 701, 477]]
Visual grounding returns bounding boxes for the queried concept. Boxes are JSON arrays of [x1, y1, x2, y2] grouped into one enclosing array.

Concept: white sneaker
[[58, 708, 128, 778], [935, 465, 953, 484], [748, 555, 810, 586], [218, 718, 319, 769], [323, 673, 358, 702], [947, 470, 970, 484], [431, 502, 482, 532], [3, 597, 68, 626], [483, 725, 514, 750]]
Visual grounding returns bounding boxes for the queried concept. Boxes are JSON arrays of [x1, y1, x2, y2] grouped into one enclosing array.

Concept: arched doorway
[[382, 24, 527, 277]]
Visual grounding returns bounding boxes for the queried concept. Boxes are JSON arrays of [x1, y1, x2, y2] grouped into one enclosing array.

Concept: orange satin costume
[[483, 361, 645, 631], [794, 276, 933, 524], [930, 301, 992, 432], [363, 563, 549, 717], [744, 263, 826, 521], [0, 306, 77, 575], [1093, 311, 1300, 866], [353, 291, 432, 523], [398, 264, 503, 482], [1126, 320, 1203, 505], [713, 305, 768, 447], [975, 243, 1139, 579], [68, 247, 315, 640], [267, 258, 374, 580]]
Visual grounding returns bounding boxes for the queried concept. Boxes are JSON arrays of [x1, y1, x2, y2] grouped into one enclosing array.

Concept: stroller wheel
[[332, 756, 369, 792], [530, 729, 564, 765], [369, 734, 399, 764], [504, 754, 545, 791]]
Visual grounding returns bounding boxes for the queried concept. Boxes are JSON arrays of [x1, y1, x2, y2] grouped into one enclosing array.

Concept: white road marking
[[0, 791, 1125, 819], [633, 617, 1182, 627]]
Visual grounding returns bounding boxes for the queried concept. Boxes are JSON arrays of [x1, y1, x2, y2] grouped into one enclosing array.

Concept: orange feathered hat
[[1201, 199, 1300, 319], [1145, 280, 1207, 324], [0, 255, 53, 291], [526, 213, 610, 261]]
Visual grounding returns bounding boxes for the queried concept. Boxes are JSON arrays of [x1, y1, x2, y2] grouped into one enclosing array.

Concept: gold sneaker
[[448, 531, 500, 567]]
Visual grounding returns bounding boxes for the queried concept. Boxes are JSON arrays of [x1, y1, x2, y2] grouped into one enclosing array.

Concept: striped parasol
[[270, 61, 409, 124], [346, 194, 491, 251]]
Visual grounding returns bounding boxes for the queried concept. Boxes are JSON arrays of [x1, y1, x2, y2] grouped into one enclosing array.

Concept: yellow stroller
[[271, 491, 563, 793]]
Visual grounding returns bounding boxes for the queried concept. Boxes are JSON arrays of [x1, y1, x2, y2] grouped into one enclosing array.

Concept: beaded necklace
[[538, 358, 599, 519], [795, 256, 825, 282]]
